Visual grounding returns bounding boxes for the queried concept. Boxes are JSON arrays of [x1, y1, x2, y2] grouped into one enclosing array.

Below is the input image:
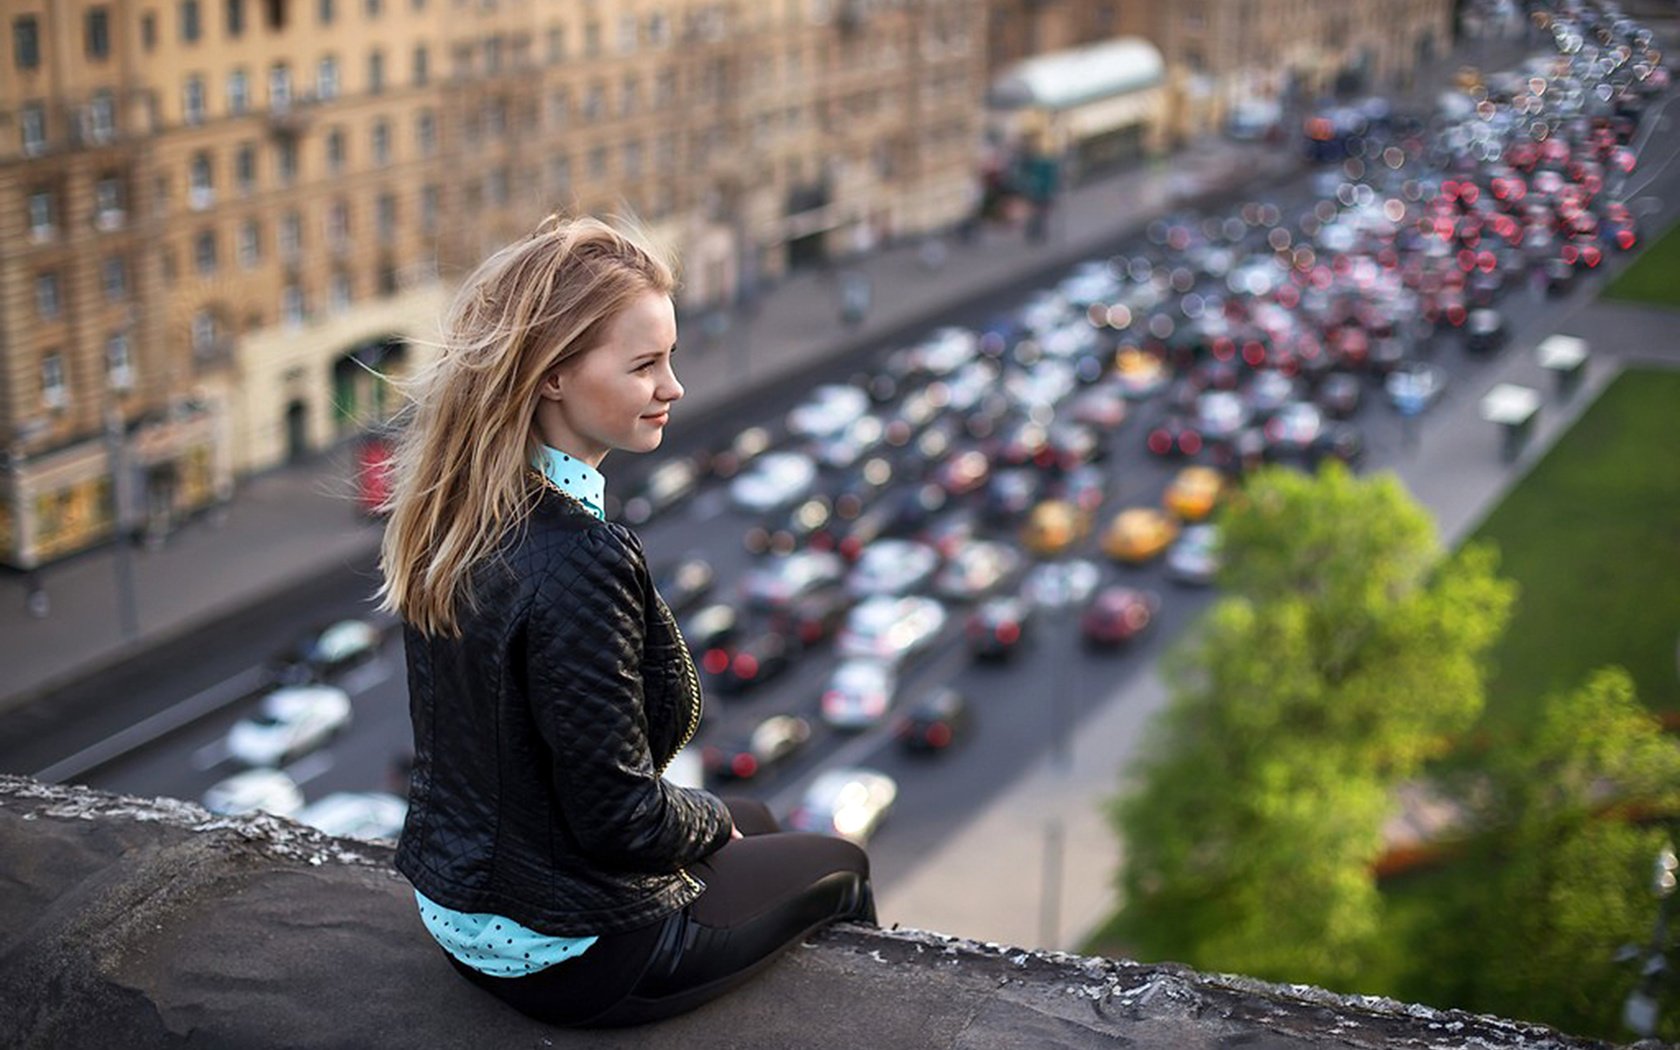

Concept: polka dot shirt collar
[[534, 444, 606, 519]]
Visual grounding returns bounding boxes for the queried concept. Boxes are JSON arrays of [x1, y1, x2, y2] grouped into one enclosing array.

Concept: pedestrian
[[377, 214, 875, 1028], [24, 571, 48, 619]]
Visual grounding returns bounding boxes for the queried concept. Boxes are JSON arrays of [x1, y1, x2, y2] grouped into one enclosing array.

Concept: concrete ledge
[[0, 775, 1634, 1049]]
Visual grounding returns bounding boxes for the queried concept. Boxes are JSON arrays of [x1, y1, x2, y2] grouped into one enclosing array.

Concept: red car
[[1079, 586, 1160, 647]]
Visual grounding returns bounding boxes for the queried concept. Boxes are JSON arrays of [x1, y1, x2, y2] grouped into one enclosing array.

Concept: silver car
[[837, 595, 947, 664], [846, 539, 940, 597], [787, 767, 898, 844], [728, 451, 818, 512], [819, 659, 898, 730], [227, 684, 352, 767]]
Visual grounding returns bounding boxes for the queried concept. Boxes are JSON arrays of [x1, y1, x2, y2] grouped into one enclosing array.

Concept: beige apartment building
[[0, 0, 985, 568]]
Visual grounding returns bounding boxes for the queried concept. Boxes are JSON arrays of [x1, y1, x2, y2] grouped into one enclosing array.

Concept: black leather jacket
[[394, 486, 731, 937]]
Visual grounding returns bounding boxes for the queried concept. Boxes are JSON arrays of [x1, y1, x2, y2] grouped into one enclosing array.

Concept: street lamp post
[[103, 405, 140, 643]]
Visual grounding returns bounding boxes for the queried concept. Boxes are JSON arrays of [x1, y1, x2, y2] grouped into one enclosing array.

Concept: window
[[14, 15, 40, 70], [377, 193, 396, 242], [102, 255, 129, 299], [279, 210, 302, 260], [107, 333, 133, 391], [28, 189, 54, 239], [484, 36, 501, 74], [151, 173, 170, 217], [588, 145, 607, 179], [235, 143, 256, 192], [95, 175, 124, 227], [548, 154, 570, 193], [328, 200, 350, 248], [545, 88, 568, 129], [621, 75, 639, 117], [183, 76, 206, 124], [648, 12, 670, 46], [656, 132, 676, 173], [617, 14, 636, 53], [420, 184, 438, 233], [412, 44, 428, 85], [238, 219, 261, 267], [368, 49, 384, 93], [416, 110, 436, 155], [269, 62, 292, 109], [584, 21, 600, 57], [372, 120, 391, 165], [86, 9, 111, 59], [194, 230, 218, 274], [189, 152, 214, 208], [282, 284, 305, 327], [364, 0, 380, 15], [191, 310, 219, 358], [36, 273, 62, 319], [485, 99, 505, 135], [318, 0, 334, 24], [42, 353, 68, 410], [583, 83, 604, 122], [317, 56, 339, 100], [546, 26, 563, 63], [325, 128, 345, 172], [452, 42, 471, 79], [330, 270, 352, 312], [227, 69, 249, 114], [655, 68, 676, 108], [624, 140, 642, 179], [180, 0, 202, 42], [488, 167, 508, 206], [276, 138, 297, 184], [141, 12, 157, 49], [21, 102, 46, 155], [226, 0, 246, 36]]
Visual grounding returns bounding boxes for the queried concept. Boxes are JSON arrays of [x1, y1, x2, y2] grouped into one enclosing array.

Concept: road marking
[[35, 665, 271, 784], [285, 750, 335, 787], [191, 739, 232, 772], [339, 659, 392, 696]]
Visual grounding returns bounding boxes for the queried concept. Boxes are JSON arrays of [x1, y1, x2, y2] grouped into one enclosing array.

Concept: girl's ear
[[537, 367, 566, 403]]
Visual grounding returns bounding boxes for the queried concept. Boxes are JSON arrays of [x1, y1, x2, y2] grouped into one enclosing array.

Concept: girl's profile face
[[536, 292, 682, 466]]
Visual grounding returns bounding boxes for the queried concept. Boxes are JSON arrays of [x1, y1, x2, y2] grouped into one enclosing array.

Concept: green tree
[[1111, 464, 1515, 988], [1405, 668, 1680, 1041]]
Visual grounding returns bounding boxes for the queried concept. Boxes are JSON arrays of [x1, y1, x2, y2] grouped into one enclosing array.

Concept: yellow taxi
[[1020, 499, 1092, 556], [1102, 507, 1180, 564], [1162, 465, 1227, 522], [1113, 347, 1168, 399]]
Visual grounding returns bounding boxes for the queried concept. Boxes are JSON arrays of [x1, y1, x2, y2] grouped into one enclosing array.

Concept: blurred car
[[846, 538, 941, 597], [1144, 416, 1207, 459], [227, 684, 353, 767], [787, 383, 870, 438], [702, 714, 813, 781], [296, 791, 408, 841], [1021, 558, 1102, 610], [1045, 422, 1104, 470], [1019, 499, 1092, 556], [707, 425, 774, 479], [1079, 586, 1161, 647], [810, 415, 886, 470], [965, 595, 1036, 660], [1385, 362, 1448, 415], [837, 595, 948, 665], [1165, 523, 1222, 586], [1162, 465, 1226, 523], [740, 550, 846, 609], [786, 767, 898, 844], [707, 629, 794, 695], [1114, 348, 1169, 399], [1049, 464, 1106, 515], [272, 618, 381, 684], [1101, 508, 1180, 564], [1465, 308, 1508, 354], [768, 586, 851, 649], [895, 686, 973, 754], [1263, 402, 1326, 460], [1066, 386, 1128, 429], [1194, 390, 1251, 442], [728, 451, 818, 512], [653, 556, 715, 616], [621, 456, 701, 525], [683, 602, 743, 671], [1243, 370, 1300, 420], [1315, 372, 1364, 419], [820, 659, 898, 730], [745, 495, 833, 556], [983, 468, 1044, 523], [933, 540, 1023, 602], [1313, 422, 1367, 468], [932, 446, 993, 495], [202, 768, 305, 819]]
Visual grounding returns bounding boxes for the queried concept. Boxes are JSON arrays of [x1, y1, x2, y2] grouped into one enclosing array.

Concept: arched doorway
[[332, 336, 407, 439], [285, 401, 309, 463]]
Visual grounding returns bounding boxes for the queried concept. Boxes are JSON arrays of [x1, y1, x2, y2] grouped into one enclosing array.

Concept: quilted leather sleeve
[[526, 525, 732, 873]]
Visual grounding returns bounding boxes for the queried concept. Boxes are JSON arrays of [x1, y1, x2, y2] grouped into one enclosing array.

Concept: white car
[[786, 384, 870, 439], [933, 540, 1023, 601], [911, 326, 980, 376], [739, 550, 846, 608], [846, 539, 940, 597], [226, 684, 353, 767], [837, 595, 947, 664], [1166, 524, 1222, 586], [820, 659, 898, 730], [728, 451, 817, 512], [1022, 558, 1102, 610], [787, 767, 898, 844], [202, 768, 306, 819], [1057, 259, 1121, 307], [297, 791, 408, 841]]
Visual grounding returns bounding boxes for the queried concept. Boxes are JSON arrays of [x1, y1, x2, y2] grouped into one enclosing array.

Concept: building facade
[[0, 0, 985, 568]]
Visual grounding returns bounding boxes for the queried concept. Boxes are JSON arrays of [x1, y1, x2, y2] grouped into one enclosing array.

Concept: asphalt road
[[15, 77, 1680, 899]]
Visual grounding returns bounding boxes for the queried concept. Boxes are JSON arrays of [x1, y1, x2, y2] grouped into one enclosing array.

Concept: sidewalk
[[0, 137, 1299, 711], [878, 297, 1680, 952]]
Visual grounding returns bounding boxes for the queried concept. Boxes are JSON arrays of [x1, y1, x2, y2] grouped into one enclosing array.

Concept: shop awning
[[989, 37, 1165, 112]]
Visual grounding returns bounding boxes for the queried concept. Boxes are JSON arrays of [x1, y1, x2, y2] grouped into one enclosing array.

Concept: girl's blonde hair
[[377, 214, 677, 636]]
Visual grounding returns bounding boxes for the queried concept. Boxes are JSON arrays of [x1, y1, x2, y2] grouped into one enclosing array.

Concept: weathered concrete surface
[[0, 776, 1643, 1049]]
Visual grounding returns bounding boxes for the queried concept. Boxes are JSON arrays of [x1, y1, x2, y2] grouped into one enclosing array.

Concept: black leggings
[[444, 798, 875, 1028]]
